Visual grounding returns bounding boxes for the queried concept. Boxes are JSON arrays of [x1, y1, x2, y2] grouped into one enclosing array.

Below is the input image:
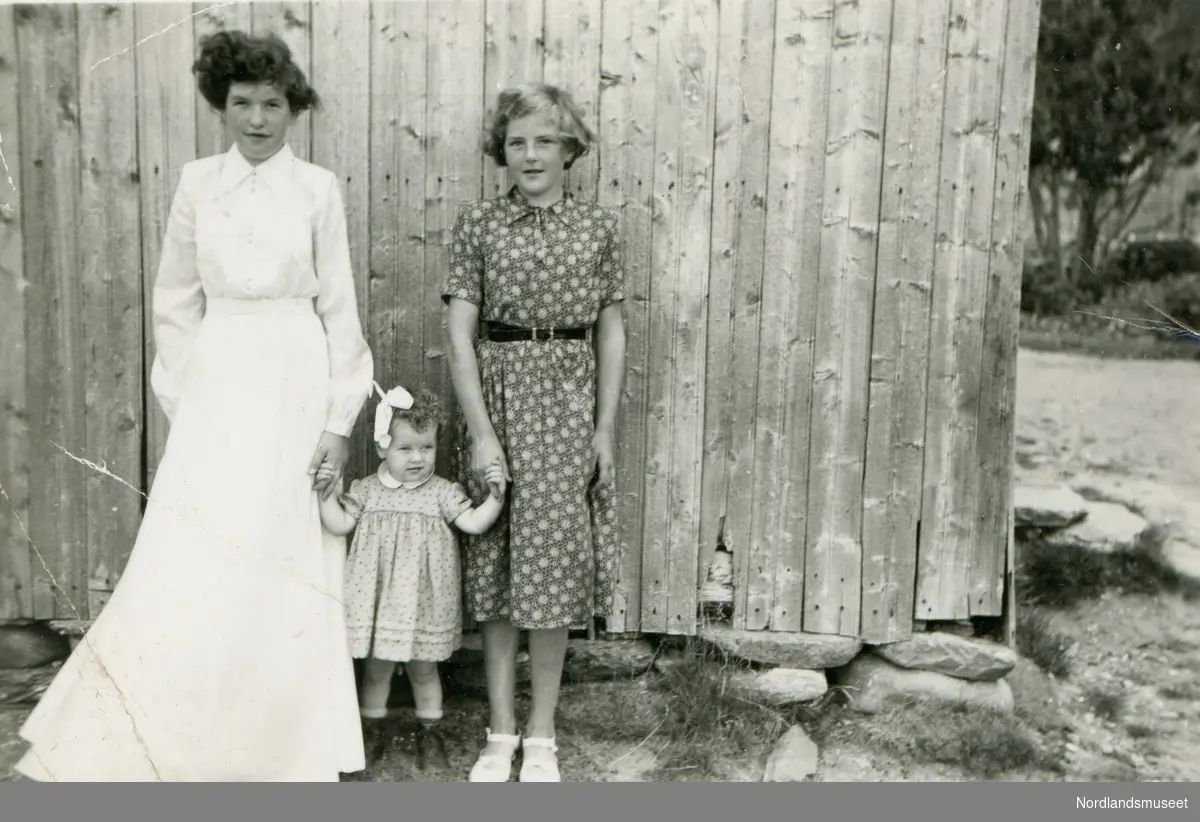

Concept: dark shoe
[[362, 717, 391, 768], [415, 724, 449, 771]]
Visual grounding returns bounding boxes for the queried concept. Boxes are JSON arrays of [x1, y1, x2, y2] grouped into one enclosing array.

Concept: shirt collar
[[503, 185, 578, 226], [217, 142, 296, 194]]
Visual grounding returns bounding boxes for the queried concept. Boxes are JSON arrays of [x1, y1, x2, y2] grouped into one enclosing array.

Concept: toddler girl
[[318, 384, 506, 771]]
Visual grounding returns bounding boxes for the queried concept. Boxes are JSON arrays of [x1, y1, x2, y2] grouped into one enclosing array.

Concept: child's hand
[[485, 462, 507, 500], [315, 463, 338, 485]]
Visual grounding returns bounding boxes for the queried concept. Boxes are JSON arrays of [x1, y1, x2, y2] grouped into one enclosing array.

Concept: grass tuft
[[1015, 526, 1200, 609], [1015, 608, 1075, 678]]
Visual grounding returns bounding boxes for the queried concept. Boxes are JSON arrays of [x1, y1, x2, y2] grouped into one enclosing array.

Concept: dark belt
[[485, 322, 588, 342]]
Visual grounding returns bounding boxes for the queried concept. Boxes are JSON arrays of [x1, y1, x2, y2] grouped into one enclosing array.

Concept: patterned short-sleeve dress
[[440, 186, 624, 631], [341, 468, 475, 662]]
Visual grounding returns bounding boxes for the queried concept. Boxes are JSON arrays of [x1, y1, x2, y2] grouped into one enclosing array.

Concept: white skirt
[[15, 297, 366, 781]]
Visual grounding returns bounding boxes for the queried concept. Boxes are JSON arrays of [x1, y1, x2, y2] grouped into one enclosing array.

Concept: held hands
[[485, 460, 507, 501], [309, 431, 350, 500]]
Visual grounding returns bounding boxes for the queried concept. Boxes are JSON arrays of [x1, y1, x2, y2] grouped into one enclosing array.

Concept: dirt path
[[1014, 348, 1200, 783]]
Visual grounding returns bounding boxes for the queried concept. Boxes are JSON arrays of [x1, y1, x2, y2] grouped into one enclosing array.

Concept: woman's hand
[[485, 460, 507, 501], [471, 434, 510, 495], [309, 431, 351, 500], [592, 429, 616, 490]]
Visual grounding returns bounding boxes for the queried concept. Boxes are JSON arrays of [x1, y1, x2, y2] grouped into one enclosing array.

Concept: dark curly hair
[[389, 388, 446, 438], [193, 30, 319, 115], [483, 83, 596, 170]]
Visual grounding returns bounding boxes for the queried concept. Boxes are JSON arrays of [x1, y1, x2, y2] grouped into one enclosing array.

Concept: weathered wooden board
[[917, 0, 1009, 620], [974, 0, 1040, 617], [0, 5, 29, 619], [78, 2, 144, 615], [697, 0, 776, 599], [138, 3, 200, 488], [15, 3, 88, 618], [597, 0, 659, 635], [859, 0, 953, 643]]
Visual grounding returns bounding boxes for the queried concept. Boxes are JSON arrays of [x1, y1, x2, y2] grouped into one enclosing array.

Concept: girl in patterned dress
[[442, 83, 627, 782], [318, 385, 506, 771]]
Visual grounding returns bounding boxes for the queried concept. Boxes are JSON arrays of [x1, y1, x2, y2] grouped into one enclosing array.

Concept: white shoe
[[468, 729, 520, 782], [519, 736, 560, 782]]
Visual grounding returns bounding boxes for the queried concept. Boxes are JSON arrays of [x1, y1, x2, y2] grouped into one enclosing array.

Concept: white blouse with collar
[[150, 143, 374, 437]]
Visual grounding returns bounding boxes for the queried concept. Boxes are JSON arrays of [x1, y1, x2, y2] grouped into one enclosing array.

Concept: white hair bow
[[373, 381, 414, 449]]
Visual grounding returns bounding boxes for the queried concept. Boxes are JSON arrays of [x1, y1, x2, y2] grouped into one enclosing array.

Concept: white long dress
[[15, 143, 374, 782]]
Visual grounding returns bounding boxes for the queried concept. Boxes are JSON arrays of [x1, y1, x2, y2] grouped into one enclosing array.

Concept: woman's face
[[380, 418, 437, 484], [503, 109, 569, 205], [224, 82, 296, 164]]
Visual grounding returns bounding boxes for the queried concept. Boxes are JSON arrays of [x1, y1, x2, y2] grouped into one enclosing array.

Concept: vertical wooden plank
[[483, 0, 544, 198], [916, 0, 1008, 620], [369, 1, 427, 404], [16, 3, 87, 619], [543, 0, 601, 201], [252, 1, 312, 161], [0, 5, 30, 618], [426, 0, 485, 473], [737, 0, 831, 631], [139, 3, 199, 482], [78, 3, 143, 617], [311, 0, 371, 479], [666, 0, 718, 635], [859, 0, 952, 643], [597, 0, 659, 635], [801, 0, 893, 636], [193, 1, 254, 159], [973, 0, 1040, 617], [697, 0, 776, 595]]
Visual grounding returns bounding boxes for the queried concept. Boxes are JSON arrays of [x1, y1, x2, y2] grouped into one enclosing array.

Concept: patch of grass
[[807, 697, 1063, 779], [1015, 608, 1074, 678], [1125, 722, 1155, 739], [560, 640, 791, 780], [1015, 526, 1200, 609], [1084, 687, 1126, 722], [1158, 681, 1200, 701]]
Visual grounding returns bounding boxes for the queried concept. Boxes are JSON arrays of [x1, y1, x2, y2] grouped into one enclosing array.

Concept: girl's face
[[224, 81, 296, 165], [504, 109, 568, 205], [380, 418, 437, 483]]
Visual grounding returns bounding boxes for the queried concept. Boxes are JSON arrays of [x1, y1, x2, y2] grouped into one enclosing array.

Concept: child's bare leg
[[408, 660, 448, 770], [406, 661, 443, 726], [359, 657, 398, 719]]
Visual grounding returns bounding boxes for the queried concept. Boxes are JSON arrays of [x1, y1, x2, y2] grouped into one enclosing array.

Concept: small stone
[[562, 639, 656, 682], [762, 725, 819, 782], [872, 632, 1018, 682], [1046, 501, 1149, 553], [1065, 742, 1079, 753], [835, 652, 1014, 715], [0, 619, 71, 670], [699, 624, 861, 669], [1014, 484, 1089, 529], [1101, 742, 1114, 755], [730, 667, 827, 706]]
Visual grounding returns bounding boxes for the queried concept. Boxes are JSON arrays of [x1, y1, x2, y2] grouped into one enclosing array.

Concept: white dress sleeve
[[313, 172, 374, 437], [149, 164, 205, 423]]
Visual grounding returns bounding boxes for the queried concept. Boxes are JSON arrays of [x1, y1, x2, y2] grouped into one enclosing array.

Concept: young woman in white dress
[[14, 30, 374, 782]]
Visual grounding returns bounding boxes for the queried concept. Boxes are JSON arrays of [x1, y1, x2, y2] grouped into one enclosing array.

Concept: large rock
[[835, 652, 1014, 715], [762, 725, 819, 782], [1014, 484, 1089, 529], [0, 619, 70, 669], [729, 667, 828, 705], [1046, 500, 1149, 553], [563, 639, 656, 682], [872, 632, 1018, 682], [700, 625, 861, 669]]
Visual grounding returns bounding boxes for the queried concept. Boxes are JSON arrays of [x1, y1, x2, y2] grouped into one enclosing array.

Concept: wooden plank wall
[[0, 0, 1040, 642]]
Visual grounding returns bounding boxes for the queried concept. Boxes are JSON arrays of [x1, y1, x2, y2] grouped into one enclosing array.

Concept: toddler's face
[[381, 418, 437, 483]]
